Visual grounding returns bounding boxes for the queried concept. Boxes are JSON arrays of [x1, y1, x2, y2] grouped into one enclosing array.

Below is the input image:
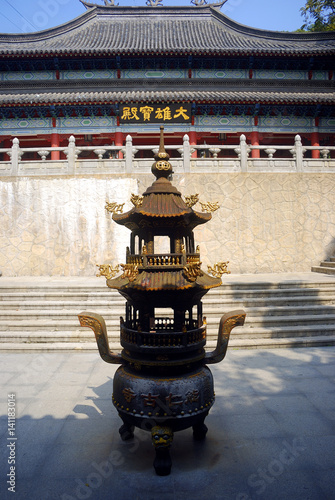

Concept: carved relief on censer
[[79, 127, 245, 475]]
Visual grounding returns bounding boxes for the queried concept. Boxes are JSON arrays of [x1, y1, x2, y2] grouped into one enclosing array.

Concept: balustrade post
[[239, 134, 249, 172], [10, 138, 21, 176], [183, 134, 190, 172], [66, 135, 76, 174], [125, 135, 133, 173], [294, 135, 303, 172]]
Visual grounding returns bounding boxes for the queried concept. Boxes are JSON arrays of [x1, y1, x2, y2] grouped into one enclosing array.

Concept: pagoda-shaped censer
[[79, 127, 245, 475]]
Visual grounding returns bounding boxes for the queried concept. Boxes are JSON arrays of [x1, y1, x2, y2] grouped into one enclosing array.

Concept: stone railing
[[0, 134, 334, 177]]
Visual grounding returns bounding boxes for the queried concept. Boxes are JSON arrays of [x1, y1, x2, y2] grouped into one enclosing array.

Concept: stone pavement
[[0, 347, 334, 500]]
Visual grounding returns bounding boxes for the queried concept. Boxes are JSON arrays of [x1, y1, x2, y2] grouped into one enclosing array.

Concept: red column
[[311, 131, 320, 159], [189, 130, 197, 158], [51, 132, 60, 160], [250, 130, 260, 158], [115, 131, 124, 159]]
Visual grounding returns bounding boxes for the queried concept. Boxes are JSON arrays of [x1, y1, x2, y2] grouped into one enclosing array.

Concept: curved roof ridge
[[0, 4, 333, 56], [210, 7, 335, 40], [0, 7, 96, 40]]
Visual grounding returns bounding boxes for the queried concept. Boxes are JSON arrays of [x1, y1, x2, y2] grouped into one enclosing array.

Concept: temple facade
[[0, 0, 334, 157], [1, 1, 335, 277]]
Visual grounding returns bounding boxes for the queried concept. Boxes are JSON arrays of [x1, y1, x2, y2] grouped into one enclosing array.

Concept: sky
[[0, 0, 307, 34]]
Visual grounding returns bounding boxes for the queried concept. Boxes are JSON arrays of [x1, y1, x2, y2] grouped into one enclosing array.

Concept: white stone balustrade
[[0, 134, 334, 177]]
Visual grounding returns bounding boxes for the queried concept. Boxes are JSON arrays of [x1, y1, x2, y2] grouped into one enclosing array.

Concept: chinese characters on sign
[[120, 103, 192, 123]]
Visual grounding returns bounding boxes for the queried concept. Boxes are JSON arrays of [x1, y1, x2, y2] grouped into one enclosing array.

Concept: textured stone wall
[[1, 173, 335, 276]]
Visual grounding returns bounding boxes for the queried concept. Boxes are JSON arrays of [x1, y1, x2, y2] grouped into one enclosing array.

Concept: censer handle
[[78, 312, 123, 364], [205, 309, 246, 364]]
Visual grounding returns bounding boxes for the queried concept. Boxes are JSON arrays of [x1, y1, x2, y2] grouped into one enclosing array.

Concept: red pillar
[[115, 131, 124, 159], [250, 130, 260, 158], [189, 130, 197, 158], [311, 131, 320, 159], [51, 132, 60, 160]]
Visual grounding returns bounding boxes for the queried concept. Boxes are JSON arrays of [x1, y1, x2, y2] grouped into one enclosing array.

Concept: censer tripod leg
[[151, 425, 173, 476], [192, 415, 208, 441], [118, 415, 135, 441]]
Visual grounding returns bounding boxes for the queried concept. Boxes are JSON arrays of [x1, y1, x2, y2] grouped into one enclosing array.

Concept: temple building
[[0, 0, 334, 158], [1, 0, 335, 277]]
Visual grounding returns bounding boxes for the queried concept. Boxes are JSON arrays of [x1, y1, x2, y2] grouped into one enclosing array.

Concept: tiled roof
[[0, 6, 334, 57], [107, 269, 221, 292], [0, 90, 334, 106]]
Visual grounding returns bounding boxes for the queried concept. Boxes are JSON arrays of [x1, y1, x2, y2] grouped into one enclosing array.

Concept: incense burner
[[79, 127, 245, 475]]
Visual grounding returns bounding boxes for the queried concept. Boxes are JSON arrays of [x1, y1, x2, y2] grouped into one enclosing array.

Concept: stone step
[[1, 335, 335, 352], [311, 266, 335, 275], [1, 310, 335, 329], [203, 304, 335, 317], [1, 303, 335, 322], [2, 323, 335, 344], [320, 261, 335, 268], [2, 275, 335, 349], [0, 300, 124, 310], [2, 282, 335, 297], [231, 323, 335, 338], [4, 288, 335, 302], [2, 290, 335, 309], [3, 295, 335, 310]]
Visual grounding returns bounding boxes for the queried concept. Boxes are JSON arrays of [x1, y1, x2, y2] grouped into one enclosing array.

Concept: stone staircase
[[312, 257, 335, 276], [1, 275, 335, 351]]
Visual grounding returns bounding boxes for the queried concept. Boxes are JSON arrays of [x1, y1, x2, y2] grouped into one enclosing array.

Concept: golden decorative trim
[[185, 194, 199, 208], [155, 160, 171, 171], [207, 261, 231, 278], [200, 201, 220, 213], [130, 194, 144, 207], [183, 262, 203, 282], [120, 263, 139, 282], [96, 264, 120, 280], [105, 202, 125, 214]]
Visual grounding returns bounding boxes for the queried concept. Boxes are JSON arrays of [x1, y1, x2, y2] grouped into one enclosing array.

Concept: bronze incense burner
[[79, 128, 245, 475]]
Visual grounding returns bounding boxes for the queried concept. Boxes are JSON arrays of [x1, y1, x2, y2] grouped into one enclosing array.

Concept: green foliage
[[300, 0, 335, 31]]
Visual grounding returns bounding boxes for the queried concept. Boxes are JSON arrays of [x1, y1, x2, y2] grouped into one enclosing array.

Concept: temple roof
[[0, 5, 334, 57], [1, 89, 334, 107]]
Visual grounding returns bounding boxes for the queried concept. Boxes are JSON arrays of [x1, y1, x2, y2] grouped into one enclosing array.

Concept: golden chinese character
[[185, 390, 200, 404], [155, 106, 172, 121], [121, 107, 140, 120], [165, 393, 183, 407], [173, 106, 189, 120], [123, 388, 136, 403], [140, 106, 154, 121], [141, 393, 160, 407]]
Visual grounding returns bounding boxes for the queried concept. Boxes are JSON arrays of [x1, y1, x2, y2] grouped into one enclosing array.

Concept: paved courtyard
[[0, 347, 334, 500]]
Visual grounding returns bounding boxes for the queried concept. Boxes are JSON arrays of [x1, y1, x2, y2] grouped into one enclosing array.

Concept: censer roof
[[107, 268, 221, 292], [112, 127, 211, 229]]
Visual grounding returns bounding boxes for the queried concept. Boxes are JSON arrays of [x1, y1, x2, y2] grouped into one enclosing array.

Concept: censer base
[[112, 364, 215, 475]]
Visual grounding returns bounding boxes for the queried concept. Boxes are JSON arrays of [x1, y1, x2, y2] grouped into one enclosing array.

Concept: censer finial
[[152, 126, 173, 179], [158, 126, 168, 159]]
